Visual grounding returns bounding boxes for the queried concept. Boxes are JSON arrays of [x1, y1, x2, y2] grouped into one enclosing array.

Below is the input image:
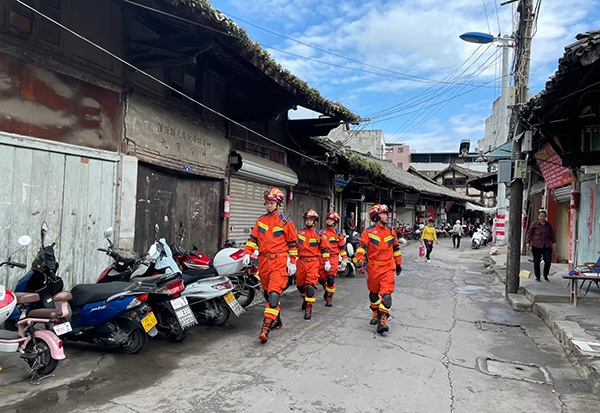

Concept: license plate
[[170, 296, 189, 310], [141, 312, 158, 333], [223, 291, 235, 304], [53, 322, 72, 336], [170, 298, 197, 329]]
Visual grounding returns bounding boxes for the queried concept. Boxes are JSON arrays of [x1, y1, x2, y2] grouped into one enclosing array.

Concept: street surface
[[1, 239, 599, 413]]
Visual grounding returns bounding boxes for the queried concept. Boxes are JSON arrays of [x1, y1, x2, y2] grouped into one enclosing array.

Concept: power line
[[483, 0, 492, 34], [122, 0, 494, 88], [494, 0, 502, 35], [386, 46, 497, 140], [15, 0, 331, 168], [367, 45, 490, 121]]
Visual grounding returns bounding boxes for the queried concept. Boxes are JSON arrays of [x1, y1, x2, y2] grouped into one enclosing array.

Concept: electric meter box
[[498, 160, 512, 183]]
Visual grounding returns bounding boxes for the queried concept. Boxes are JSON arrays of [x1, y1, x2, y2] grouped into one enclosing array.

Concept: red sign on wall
[[535, 143, 575, 190]]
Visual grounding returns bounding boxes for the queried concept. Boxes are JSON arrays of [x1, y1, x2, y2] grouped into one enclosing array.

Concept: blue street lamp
[[459, 32, 495, 44]]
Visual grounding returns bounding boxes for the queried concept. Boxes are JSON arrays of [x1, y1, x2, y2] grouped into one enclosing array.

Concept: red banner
[[569, 209, 574, 264], [535, 143, 575, 189]]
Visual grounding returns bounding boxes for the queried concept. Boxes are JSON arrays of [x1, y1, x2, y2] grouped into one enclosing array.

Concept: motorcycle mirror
[[104, 227, 114, 240], [41, 222, 48, 234], [18, 235, 32, 246], [154, 224, 160, 240], [192, 244, 198, 251]]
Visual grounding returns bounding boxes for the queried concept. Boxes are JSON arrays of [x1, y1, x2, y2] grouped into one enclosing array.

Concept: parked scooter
[[0, 235, 71, 381], [97, 225, 197, 342], [10, 223, 162, 353], [338, 231, 359, 277], [471, 228, 485, 249]]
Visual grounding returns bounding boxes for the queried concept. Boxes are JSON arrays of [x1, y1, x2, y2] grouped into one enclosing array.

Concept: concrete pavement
[[1, 239, 598, 412]]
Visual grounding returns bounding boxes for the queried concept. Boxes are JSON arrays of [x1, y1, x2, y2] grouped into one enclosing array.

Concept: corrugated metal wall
[[577, 180, 600, 264], [229, 178, 287, 247], [0, 143, 117, 290]]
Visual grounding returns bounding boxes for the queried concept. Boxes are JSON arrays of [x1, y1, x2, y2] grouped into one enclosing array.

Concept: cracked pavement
[[1, 239, 599, 412]]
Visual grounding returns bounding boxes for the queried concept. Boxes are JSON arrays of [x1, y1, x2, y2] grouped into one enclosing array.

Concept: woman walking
[[525, 210, 556, 282], [421, 219, 438, 262], [451, 220, 462, 248]]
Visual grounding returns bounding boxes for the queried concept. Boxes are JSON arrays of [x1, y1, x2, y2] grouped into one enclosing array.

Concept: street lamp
[[460, 31, 513, 244]]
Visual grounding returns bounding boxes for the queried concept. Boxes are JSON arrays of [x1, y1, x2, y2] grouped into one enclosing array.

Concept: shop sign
[[404, 193, 420, 205], [334, 174, 354, 192], [125, 94, 230, 174], [535, 143, 575, 189]]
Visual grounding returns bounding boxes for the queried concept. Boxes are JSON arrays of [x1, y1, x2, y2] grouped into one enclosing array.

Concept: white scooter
[[471, 228, 485, 249]]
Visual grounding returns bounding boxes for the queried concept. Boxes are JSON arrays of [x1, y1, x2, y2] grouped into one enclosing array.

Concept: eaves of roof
[[312, 138, 474, 203], [165, 0, 359, 122]]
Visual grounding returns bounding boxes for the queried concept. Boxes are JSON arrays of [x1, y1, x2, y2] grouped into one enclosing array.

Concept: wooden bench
[[562, 274, 600, 306]]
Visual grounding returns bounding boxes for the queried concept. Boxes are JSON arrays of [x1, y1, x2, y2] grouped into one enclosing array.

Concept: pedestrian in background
[[451, 220, 462, 248], [344, 211, 356, 235], [525, 210, 556, 282], [421, 218, 438, 262]]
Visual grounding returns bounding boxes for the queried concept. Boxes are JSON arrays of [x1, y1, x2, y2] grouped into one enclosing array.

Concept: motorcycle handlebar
[[98, 248, 109, 253], [0, 261, 26, 269]]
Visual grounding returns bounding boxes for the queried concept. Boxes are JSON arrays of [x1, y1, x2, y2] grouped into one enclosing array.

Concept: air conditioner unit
[[416, 205, 426, 212]]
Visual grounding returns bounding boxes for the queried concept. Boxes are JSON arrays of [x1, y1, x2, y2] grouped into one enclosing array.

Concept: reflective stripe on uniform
[[370, 299, 381, 307], [325, 286, 336, 293], [379, 303, 390, 313], [246, 241, 258, 249], [264, 307, 279, 316], [394, 250, 402, 257], [305, 296, 316, 302]]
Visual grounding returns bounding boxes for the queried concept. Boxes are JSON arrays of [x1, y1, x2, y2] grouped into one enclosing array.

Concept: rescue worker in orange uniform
[[296, 210, 331, 320], [318, 212, 348, 307], [356, 204, 403, 334], [242, 188, 298, 343]]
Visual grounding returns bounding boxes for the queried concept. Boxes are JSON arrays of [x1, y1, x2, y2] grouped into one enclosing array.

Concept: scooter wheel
[[208, 303, 231, 326], [232, 278, 256, 308], [24, 339, 59, 376], [118, 327, 147, 354], [162, 312, 188, 343]]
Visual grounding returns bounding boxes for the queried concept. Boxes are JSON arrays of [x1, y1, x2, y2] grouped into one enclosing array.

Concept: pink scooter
[[0, 235, 71, 383]]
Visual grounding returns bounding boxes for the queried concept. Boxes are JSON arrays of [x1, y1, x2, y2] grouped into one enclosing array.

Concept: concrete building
[[384, 143, 410, 170], [327, 125, 385, 159]]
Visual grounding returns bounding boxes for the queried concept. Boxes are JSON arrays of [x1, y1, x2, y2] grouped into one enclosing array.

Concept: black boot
[[325, 292, 333, 307], [304, 301, 314, 320], [259, 318, 274, 342], [370, 308, 379, 325], [377, 312, 389, 334]]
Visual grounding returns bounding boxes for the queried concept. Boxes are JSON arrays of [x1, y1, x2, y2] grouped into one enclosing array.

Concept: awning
[[229, 151, 298, 186], [486, 141, 513, 160], [466, 202, 497, 213]]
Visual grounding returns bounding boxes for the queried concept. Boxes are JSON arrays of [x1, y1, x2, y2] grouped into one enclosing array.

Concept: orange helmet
[[303, 209, 319, 221], [264, 187, 284, 205], [369, 204, 390, 221], [326, 211, 340, 224]]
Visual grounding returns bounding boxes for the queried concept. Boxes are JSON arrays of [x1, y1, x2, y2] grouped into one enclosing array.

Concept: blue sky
[[211, 0, 600, 152]]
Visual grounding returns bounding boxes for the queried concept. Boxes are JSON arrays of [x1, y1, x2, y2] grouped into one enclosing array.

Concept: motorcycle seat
[[70, 282, 133, 308], [182, 269, 218, 285], [28, 308, 62, 318], [15, 293, 40, 304], [0, 330, 20, 340]]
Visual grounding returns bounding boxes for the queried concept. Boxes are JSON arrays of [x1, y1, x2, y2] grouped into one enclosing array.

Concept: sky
[[210, 0, 600, 153]]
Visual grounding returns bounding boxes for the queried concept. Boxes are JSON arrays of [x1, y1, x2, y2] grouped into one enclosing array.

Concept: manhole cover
[[477, 358, 550, 384]]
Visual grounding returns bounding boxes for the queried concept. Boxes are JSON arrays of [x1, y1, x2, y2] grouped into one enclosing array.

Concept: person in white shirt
[[452, 220, 462, 248]]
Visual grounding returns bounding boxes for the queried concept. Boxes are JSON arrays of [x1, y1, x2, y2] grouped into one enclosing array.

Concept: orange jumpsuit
[[318, 227, 347, 296], [244, 212, 297, 321], [355, 223, 402, 315], [297, 227, 329, 304]]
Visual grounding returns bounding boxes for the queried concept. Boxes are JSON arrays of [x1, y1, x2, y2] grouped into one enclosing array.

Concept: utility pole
[[506, 0, 535, 295]]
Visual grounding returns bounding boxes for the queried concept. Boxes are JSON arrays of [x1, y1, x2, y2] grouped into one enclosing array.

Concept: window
[[8, 0, 61, 46], [398, 147, 404, 153], [399, 162, 403, 169]]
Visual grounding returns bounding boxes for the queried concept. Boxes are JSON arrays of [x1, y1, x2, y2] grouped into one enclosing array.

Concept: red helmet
[[326, 211, 340, 224], [303, 209, 319, 221], [369, 204, 390, 222], [264, 187, 284, 205]]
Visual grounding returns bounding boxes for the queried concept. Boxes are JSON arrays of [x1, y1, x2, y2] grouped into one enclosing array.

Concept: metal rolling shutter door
[[229, 178, 286, 247]]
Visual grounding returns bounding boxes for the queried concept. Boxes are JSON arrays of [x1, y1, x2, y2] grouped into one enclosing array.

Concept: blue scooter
[[8, 223, 172, 353]]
